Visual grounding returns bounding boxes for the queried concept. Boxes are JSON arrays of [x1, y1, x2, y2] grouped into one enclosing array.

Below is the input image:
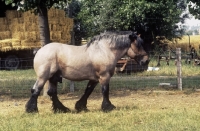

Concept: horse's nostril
[[140, 60, 149, 66]]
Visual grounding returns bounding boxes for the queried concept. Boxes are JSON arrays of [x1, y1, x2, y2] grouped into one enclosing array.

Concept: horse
[[25, 31, 149, 113]]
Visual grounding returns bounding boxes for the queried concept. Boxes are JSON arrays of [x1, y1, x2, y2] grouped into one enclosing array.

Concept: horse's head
[[127, 33, 149, 66]]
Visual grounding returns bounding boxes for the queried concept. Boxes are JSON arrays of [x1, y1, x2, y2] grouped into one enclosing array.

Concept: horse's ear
[[129, 35, 137, 42]]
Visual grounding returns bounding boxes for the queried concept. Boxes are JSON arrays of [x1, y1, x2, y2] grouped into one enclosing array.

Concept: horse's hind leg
[[75, 80, 98, 112], [26, 79, 46, 113], [47, 73, 70, 113]]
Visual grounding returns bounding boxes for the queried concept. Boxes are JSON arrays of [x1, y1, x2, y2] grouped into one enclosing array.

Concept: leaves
[[78, 0, 187, 39], [2, 0, 69, 12], [187, 0, 200, 19], [187, 0, 200, 20]]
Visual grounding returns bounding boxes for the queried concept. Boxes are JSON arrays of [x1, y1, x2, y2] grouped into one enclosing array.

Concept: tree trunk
[[38, 6, 51, 46], [37, 6, 51, 96]]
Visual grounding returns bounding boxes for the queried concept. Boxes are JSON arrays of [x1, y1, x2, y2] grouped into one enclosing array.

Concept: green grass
[[2, 109, 200, 131], [1, 58, 200, 98], [1, 60, 200, 131], [1, 91, 200, 131]]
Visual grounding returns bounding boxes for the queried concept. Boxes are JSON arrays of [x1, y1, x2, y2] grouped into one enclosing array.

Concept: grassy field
[[169, 35, 200, 52], [1, 58, 200, 98], [1, 54, 200, 130], [1, 91, 200, 131]]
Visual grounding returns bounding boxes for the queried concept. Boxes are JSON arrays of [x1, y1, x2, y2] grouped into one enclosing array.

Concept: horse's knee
[[31, 87, 43, 96], [99, 75, 110, 86], [47, 87, 57, 96]]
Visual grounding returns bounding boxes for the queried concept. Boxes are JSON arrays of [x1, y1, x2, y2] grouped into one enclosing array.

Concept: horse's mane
[[87, 31, 139, 49]]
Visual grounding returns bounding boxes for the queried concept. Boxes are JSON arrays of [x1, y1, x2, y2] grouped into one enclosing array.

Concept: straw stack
[[0, 39, 13, 51], [0, 8, 73, 52], [11, 39, 21, 50], [0, 31, 11, 40]]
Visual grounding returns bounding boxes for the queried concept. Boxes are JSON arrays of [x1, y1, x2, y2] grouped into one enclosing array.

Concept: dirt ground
[[1, 90, 200, 114]]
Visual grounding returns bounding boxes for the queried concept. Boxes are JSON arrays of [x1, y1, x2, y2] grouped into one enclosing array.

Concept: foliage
[[187, 0, 200, 19], [77, 0, 188, 40], [2, 0, 69, 13]]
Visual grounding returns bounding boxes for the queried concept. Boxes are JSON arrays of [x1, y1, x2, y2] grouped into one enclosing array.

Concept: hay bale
[[18, 18, 24, 23], [24, 16, 38, 23], [21, 40, 41, 49], [11, 18, 24, 24], [0, 18, 8, 24], [10, 24, 24, 32], [11, 18, 20, 24], [61, 31, 71, 39], [48, 8, 56, 18], [51, 24, 57, 31], [12, 31, 25, 40], [59, 18, 66, 25], [49, 24, 62, 31], [48, 19, 58, 25], [22, 10, 36, 18], [24, 23, 38, 31], [0, 31, 11, 40], [50, 31, 61, 40], [56, 9, 65, 17], [24, 31, 40, 41], [0, 25, 9, 31], [66, 18, 74, 25], [12, 39, 21, 49], [0, 39, 12, 51], [48, 8, 65, 18], [6, 10, 21, 19]]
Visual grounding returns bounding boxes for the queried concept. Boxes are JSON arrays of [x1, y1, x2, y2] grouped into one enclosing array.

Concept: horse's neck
[[112, 48, 128, 61]]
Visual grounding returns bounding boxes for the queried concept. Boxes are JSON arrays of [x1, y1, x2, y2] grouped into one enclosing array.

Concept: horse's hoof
[[102, 103, 116, 112], [25, 100, 38, 113], [26, 108, 39, 113], [25, 106, 38, 113], [53, 104, 71, 113], [53, 107, 71, 113], [76, 107, 89, 113], [75, 101, 88, 112]]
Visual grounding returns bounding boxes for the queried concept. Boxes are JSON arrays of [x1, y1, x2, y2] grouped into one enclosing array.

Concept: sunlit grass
[[170, 35, 200, 52], [1, 58, 200, 98], [1, 91, 200, 131]]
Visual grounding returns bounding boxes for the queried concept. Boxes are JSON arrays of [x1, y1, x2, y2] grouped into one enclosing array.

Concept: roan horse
[[26, 31, 149, 113]]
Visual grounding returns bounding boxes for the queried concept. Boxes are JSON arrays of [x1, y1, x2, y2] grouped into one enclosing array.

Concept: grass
[[172, 35, 200, 52], [1, 91, 200, 131], [1, 51, 200, 130], [1, 58, 200, 98]]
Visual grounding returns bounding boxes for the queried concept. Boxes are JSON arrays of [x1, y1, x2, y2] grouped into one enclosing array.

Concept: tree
[[2, 0, 70, 96], [2, 0, 69, 46], [187, 0, 200, 19], [77, 0, 188, 50]]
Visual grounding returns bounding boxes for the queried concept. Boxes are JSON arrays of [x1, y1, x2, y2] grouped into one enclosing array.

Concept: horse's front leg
[[101, 83, 116, 112], [26, 80, 45, 113], [75, 80, 98, 112]]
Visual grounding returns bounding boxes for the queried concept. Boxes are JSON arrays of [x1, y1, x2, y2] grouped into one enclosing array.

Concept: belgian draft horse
[[26, 31, 149, 113]]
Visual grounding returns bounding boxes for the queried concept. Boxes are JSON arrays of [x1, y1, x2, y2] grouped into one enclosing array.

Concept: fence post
[[70, 81, 75, 92], [176, 48, 182, 90]]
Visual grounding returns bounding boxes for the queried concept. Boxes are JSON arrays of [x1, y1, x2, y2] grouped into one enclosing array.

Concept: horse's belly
[[61, 69, 98, 81]]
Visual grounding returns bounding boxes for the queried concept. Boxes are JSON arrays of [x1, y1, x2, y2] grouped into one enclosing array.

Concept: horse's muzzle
[[140, 59, 149, 66]]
